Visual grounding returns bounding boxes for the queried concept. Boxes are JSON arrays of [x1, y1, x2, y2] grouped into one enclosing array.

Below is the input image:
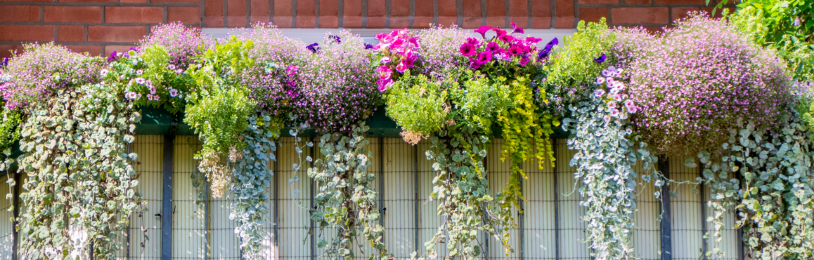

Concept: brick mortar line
[[504, 0, 509, 28], [480, 0, 486, 26], [292, 0, 297, 28], [0, 2, 201, 6], [384, 0, 390, 28], [526, 0, 531, 28], [337, 0, 344, 28], [200, 0, 205, 27], [246, 0, 251, 27], [432, 0, 438, 25], [222, 0, 228, 27], [578, 3, 710, 7], [0, 22, 193, 26], [455, 0, 462, 26], [551, 0, 557, 28], [361, 0, 367, 27], [268, 0, 274, 23], [315, 0, 320, 28], [408, 0, 415, 27]]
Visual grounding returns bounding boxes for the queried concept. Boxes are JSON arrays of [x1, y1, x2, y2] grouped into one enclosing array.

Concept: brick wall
[[1, 0, 729, 58], [0, 0, 203, 58]]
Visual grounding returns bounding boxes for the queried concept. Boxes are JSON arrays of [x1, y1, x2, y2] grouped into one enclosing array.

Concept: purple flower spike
[[1, 57, 8, 68], [593, 53, 606, 63], [474, 26, 492, 38]]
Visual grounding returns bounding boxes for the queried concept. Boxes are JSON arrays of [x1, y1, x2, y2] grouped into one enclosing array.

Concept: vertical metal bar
[[518, 160, 524, 260], [12, 165, 20, 260], [378, 138, 385, 242], [483, 157, 489, 260], [310, 138, 316, 260], [659, 157, 672, 260], [205, 174, 211, 260], [700, 167, 707, 260], [553, 139, 560, 260], [273, 147, 279, 248], [413, 144, 419, 254], [126, 144, 132, 260], [161, 134, 176, 260]]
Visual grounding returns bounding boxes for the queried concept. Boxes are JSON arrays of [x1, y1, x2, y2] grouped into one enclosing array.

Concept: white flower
[[626, 128, 633, 135], [594, 89, 606, 97], [601, 69, 613, 77], [595, 77, 606, 85], [613, 94, 623, 102], [136, 69, 143, 75], [100, 69, 109, 77], [169, 89, 178, 97], [168, 64, 176, 70], [610, 108, 620, 118], [149, 86, 156, 95], [619, 112, 628, 120], [608, 101, 617, 109], [607, 66, 617, 72], [603, 115, 611, 123], [135, 77, 145, 85]]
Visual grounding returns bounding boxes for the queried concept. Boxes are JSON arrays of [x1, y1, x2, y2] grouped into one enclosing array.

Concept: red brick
[[152, 0, 198, 3], [555, 0, 574, 28], [44, 6, 101, 23], [296, 0, 316, 28], [343, 0, 363, 27], [390, 0, 410, 28], [414, 0, 434, 28], [88, 26, 146, 43], [671, 7, 698, 22], [273, 0, 293, 27], [625, 0, 651, 5], [579, 0, 617, 4], [531, 0, 551, 28], [105, 7, 163, 23], [579, 8, 607, 23], [64, 45, 102, 56], [485, 0, 505, 27], [611, 7, 669, 25], [367, 0, 385, 28], [319, 0, 338, 28], [206, 16, 225, 27], [657, 0, 704, 3], [59, 0, 115, 3], [462, 0, 482, 28], [58, 25, 85, 42], [0, 25, 54, 42], [105, 45, 136, 57], [168, 7, 201, 24], [227, 0, 247, 27], [0, 6, 39, 22], [509, 0, 528, 28], [0, 45, 25, 59], [249, 0, 269, 24], [0, 0, 49, 2], [438, 0, 457, 26]]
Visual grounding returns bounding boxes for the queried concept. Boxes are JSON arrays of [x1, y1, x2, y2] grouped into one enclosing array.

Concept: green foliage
[[384, 71, 450, 137], [308, 123, 388, 259], [0, 109, 21, 157], [103, 47, 193, 114], [186, 36, 257, 196], [697, 118, 814, 259], [15, 84, 140, 259], [229, 112, 279, 259], [541, 18, 617, 116], [564, 94, 659, 260]]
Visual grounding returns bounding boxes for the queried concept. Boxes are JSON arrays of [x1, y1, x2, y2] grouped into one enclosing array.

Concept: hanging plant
[[695, 117, 814, 259], [308, 122, 387, 259], [10, 44, 141, 257]]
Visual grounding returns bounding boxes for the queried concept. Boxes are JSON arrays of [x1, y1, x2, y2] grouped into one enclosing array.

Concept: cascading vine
[[308, 122, 387, 259], [16, 83, 141, 259], [228, 112, 280, 259], [564, 65, 659, 260], [697, 118, 814, 259]]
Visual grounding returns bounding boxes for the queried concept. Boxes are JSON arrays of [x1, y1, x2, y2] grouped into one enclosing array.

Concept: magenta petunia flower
[[476, 51, 492, 64], [486, 42, 503, 53], [493, 28, 507, 37], [460, 43, 477, 56], [466, 37, 481, 47], [519, 57, 529, 66], [286, 65, 298, 77], [396, 61, 407, 73], [511, 22, 525, 34], [508, 45, 523, 56], [107, 51, 118, 62], [474, 26, 492, 38], [377, 65, 392, 80], [469, 59, 482, 70], [525, 36, 542, 45], [499, 34, 514, 43], [377, 78, 392, 92]]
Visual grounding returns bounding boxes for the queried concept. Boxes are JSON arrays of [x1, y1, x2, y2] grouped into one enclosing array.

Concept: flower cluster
[[593, 66, 638, 122], [1, 43, 103, 110], [102, 47, 189, 113], [238, 23, 307, 116], [373, 29, 421, 91], [463, 23, 543, 70], [614, 12, 793, 157], [294, 31, 379, 133], [138, 22, 214, 69]]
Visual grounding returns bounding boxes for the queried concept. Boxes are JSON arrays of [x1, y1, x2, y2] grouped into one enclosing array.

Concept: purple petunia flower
[[1, 57, 7, 68], [498, 34, 514, 43], [593, 53, 606, 63], [287, 89, 299, 98], [460, 43, 477, 56], [474, 26, 492, 38], [537, 38, 558, 59], [328, 35, 342, 43], [364, 43, 374, 49], [306, 43, 320, 53]]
